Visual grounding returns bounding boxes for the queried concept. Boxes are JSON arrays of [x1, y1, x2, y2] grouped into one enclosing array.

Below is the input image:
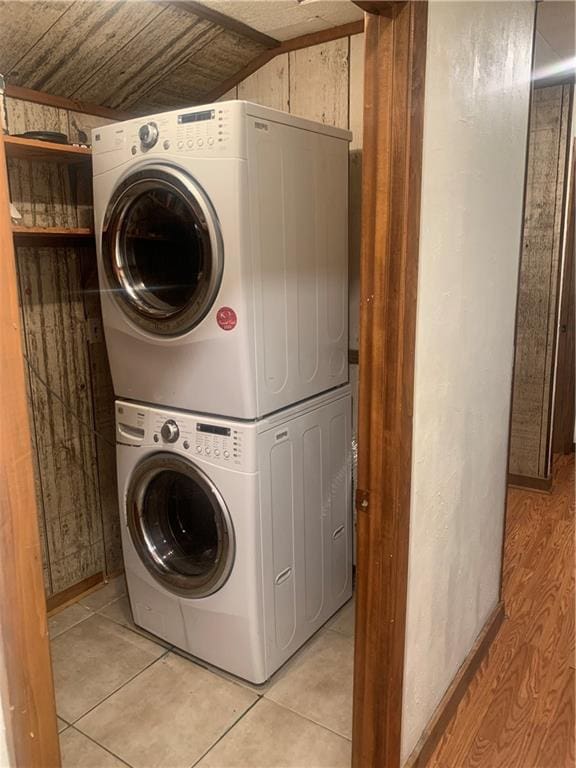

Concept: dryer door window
[[103, 165, 223, 337], [127, 454, 234, 597]]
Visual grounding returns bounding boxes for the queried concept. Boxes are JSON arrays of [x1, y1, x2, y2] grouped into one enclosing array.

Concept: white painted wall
[[401, 2, 535, 762]]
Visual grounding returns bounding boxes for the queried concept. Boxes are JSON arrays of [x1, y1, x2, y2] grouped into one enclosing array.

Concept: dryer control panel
[[115, 401, 255, 472]]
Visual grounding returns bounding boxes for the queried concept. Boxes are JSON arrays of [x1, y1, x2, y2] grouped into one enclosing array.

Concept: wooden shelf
[[12, 225, 94, 246], [3, 135, 91, 163]]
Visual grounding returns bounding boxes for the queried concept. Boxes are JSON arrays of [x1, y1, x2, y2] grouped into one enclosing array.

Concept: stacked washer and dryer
[[92, 101, 353, 684]]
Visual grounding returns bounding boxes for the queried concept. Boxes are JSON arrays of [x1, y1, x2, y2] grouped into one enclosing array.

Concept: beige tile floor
[[51, 576, 355, 768]]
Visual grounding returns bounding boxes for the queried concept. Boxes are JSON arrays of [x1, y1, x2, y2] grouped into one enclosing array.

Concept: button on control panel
[[174, 106, 231, 154], [194, 422, 244, 466], [147, 410, 247, 468]]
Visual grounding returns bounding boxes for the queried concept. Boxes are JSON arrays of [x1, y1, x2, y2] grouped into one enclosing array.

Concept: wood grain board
[[352, 5, 428, 767], [237, 54, 290, 112], [5, 97, 121, 599], [509, 84, 573, 481], [289, 38, 349, 129], [0, 0, 270, 112], [0, 129, 62, 768], [136, 29, 265, 113], [74, 9, 218, 110], [553, 147, 575, 456], [4, 135, 91, 162], [430, 453, 575, 767]]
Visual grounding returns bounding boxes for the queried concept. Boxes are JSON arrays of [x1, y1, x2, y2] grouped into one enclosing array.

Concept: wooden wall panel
[[82, 256, 123, 576], [73, 9, 216, 110], [289, 37, 349, 128], [17, 247, 104, 594], [136, 30, 265, 113], [8, 2, 161, 97], [5, 97, 121, 597], [0, 1, 271, 113], [509, 84, 572, 480], [238, 54, 290, 111], [0, 0, 71, 73], [553, 147, 575, 455]]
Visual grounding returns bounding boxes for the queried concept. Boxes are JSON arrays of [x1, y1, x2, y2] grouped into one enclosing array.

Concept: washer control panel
[[117, 105, 235, 158], [116, 402, 252, 471], [194, 422, 242, 462]]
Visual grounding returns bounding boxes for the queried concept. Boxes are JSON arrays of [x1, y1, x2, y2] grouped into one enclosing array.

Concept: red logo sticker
[[216, 306, 237, 331]]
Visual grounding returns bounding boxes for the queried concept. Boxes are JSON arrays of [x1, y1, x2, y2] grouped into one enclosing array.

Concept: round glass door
[[103, 165, 223, 336], [127, 454, 234, 597]]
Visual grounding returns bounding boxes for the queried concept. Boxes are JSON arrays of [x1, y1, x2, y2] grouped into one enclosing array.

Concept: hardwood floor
[[430, 453, 575, 768]]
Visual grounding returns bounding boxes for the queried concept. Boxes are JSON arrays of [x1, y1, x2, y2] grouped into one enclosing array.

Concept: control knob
[[160, 419, 179, 443], [138, 121, 159, 149]]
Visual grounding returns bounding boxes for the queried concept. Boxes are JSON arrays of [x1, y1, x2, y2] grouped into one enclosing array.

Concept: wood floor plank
[[430, 453, 575, 768]]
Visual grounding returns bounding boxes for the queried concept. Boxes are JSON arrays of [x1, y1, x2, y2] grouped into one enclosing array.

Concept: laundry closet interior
[[1, 3, 364, 765]]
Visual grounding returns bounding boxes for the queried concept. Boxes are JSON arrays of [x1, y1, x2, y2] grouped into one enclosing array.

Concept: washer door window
[[103, 165, 223, 336], [127, 454, 234, 597]]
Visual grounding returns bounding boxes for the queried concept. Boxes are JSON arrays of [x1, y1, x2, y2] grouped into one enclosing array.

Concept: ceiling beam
[[170, 1, 280, 48], [4, 84, 132, 121], [353, 2, 401, 17], [206, 19, 365, 102], [275, 20, 365, 54]]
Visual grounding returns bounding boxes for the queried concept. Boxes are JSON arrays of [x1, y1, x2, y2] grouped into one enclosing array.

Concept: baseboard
[[46, 572, 104, 615], [508, 473, 553, 493], [404, 601, 505, 768]]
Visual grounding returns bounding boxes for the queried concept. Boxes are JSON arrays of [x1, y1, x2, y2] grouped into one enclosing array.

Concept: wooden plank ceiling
[[0, 0, 277, 113]]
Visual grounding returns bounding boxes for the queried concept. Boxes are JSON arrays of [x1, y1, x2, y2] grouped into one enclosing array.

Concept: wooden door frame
[[351, 3, 428, 767], [0, 134, 61, 766]]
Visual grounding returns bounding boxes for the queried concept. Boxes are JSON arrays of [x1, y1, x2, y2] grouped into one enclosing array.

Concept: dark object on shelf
[[13, 130, 68, 144]]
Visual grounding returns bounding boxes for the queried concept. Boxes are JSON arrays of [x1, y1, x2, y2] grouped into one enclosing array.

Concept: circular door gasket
[[102, 163, 224, 337], [126, 453, 235, 598]]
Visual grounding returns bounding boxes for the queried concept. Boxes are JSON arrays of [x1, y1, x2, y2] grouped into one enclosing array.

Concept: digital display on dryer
[[178, 110, 215, 124], [196, 423, 231, 436]]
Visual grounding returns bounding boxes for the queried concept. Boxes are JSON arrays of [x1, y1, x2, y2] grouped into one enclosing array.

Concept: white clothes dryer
[[115, 386, 353, 683], [93, 101, 351, 419]]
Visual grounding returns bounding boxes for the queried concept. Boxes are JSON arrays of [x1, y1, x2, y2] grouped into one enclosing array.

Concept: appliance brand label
[[216, 306, 237, 331], [275, 429, 289, 441]]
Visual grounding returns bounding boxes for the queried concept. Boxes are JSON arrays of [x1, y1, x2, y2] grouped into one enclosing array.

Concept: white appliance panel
[[116, 386, 352, 683], [93, 101, 350, 418]]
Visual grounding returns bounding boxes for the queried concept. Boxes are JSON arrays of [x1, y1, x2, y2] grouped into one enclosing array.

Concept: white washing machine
[[116, 386, 353, 683], [93, 101, 351, 419]]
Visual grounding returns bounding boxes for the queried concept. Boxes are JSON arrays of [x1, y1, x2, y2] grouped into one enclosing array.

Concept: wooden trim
[[404, 602, 505, 768], [508, 473, 553, 493], [171, 1, 279, 48], [12, 226, 95, 247], [354, 1, 397, 17], [351, 3, 428, 768], [4, 84, 132, 121], [0, 133, 61, 766], [4, 135, 91, 162], [275, 20, 365, 54], [206, 20, 365, 102], [46, 572, 104, 614]]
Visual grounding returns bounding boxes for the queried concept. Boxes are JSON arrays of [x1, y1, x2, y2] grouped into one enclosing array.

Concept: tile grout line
[[63, 726, 133, 768], [189, 696, 263, 768], [68, 647, 171, 728], [260, 697, 352, 743]]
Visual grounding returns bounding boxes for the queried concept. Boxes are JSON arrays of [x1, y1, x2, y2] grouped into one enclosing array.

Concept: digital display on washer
[[178, 110, 215, 124], [196, 423, 231, 436]]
